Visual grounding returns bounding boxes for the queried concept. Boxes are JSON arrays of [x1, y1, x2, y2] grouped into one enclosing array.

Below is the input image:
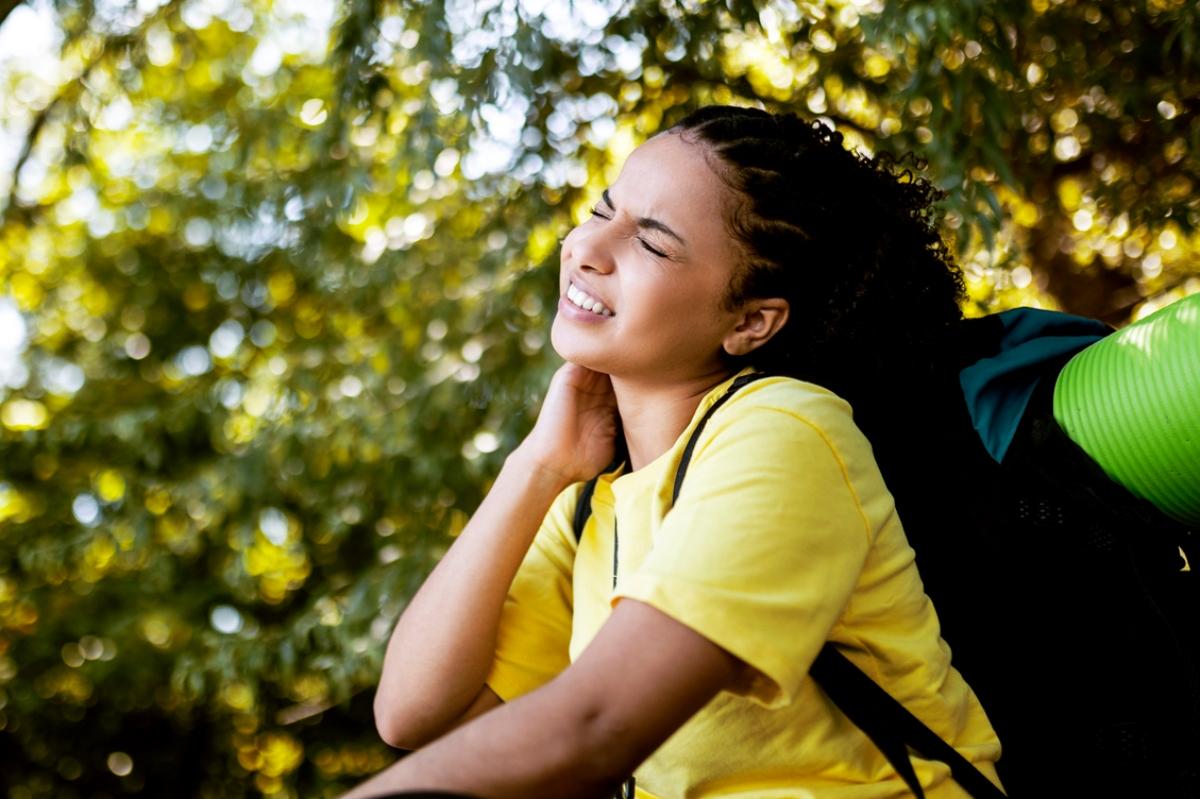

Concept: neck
[[610, 367, 740, 471]]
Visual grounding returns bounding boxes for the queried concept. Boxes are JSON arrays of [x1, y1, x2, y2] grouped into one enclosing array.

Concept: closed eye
[[638, 239, 667, 258], [592, 199, 671, 260]]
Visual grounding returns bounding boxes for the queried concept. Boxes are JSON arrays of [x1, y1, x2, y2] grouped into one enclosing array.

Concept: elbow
[[373, 690, 435, 751], [374, 715, 413, 751], [372, 693, 410, 749], [375, 680, 503, 750]]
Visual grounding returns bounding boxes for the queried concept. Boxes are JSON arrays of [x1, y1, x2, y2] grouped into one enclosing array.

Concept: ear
[[722, 298, 790, 357]]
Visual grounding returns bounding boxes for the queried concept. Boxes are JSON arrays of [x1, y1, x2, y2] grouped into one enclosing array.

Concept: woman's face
[[551, 132, 752, 381]]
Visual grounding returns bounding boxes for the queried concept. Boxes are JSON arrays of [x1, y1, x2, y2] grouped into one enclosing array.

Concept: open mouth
[[566, 282, 613, 316]]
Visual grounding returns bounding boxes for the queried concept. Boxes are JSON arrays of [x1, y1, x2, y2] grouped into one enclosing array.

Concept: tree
[[0, 1, 1197, 796]]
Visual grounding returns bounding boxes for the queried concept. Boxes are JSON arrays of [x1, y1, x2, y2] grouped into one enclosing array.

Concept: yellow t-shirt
[[486, 370, 1002, 798]]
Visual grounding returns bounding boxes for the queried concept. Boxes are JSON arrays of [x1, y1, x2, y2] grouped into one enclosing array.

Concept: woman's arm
[[349, 598, 742, 799], [373, 451, 569, 748], [373, 364, 619, 749]]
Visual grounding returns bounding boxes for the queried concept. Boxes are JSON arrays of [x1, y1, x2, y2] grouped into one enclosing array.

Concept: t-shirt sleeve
[[484, 483, 580, 702], [614, 387, 875, 709]]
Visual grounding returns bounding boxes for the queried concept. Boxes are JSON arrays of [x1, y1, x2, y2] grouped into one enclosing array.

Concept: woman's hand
[[514, 363, 620, 485]]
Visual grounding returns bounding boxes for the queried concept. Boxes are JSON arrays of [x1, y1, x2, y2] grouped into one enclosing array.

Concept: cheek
[[652, 280, 733, 342], [633, 275, 711, 318]]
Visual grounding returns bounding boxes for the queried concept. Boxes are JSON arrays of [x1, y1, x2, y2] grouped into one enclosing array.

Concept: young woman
[[344, 105, 1004, 799]]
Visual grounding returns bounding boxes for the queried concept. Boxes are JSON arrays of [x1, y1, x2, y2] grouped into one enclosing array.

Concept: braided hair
[[672, 105, 973, 524]]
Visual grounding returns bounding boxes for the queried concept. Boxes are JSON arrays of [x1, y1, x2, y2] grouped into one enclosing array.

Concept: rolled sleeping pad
[[1053, 291, 1200, 525]]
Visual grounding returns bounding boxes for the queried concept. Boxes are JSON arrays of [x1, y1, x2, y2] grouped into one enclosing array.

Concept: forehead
[[611, 132, 730, 225]]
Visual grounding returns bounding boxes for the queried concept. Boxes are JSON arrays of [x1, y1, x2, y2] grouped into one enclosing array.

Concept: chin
[[550, 321, 612, 373]]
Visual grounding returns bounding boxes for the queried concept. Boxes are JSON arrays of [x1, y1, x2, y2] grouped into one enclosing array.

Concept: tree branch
[[0, 57, 94, 224], [1, 1, 181, 224]]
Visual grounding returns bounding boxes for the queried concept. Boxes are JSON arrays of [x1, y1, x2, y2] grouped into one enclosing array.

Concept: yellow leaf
[[10, 272, 44, 310], [256, 733, 304, 777], [95, 469, 126, 503], [85, 535, 117, 570], [144, 486, 172, 515], [1057, 177, 1083, 211], [268, 271, 296, 305], [525, 223, 561, 264], [0, 485, 34, 524], [864, 53, 891, 79]]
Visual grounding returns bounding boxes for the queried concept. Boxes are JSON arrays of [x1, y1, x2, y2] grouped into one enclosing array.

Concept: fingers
[[554, 363, 614, 397]]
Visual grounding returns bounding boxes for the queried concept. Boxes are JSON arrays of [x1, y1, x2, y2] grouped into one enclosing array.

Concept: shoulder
[[709, 374, 864, 447], [726, 374, 850, 413], [676, 371, 892, 544], [689, 374, 883, 497]]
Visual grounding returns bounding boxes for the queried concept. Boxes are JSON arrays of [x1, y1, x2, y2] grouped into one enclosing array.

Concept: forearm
[[348, 679, 622, 799], [348, 599, 740, 799], [374, 446, 570, 746]]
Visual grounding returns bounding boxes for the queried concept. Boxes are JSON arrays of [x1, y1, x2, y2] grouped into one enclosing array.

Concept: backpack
[[571, 308, 1200, 798], [903, 308, 1200, 798]]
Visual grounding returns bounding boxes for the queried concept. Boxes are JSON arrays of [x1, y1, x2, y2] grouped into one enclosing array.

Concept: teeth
[[567, 283, 611, 316]]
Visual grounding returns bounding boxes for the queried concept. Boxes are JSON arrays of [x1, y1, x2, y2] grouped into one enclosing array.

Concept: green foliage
[[0, 0, 1197, 796]]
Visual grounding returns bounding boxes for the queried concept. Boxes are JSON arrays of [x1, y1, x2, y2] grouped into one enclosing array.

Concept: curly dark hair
[[671, 106, 975, 545], [671, 105, 965, 389]]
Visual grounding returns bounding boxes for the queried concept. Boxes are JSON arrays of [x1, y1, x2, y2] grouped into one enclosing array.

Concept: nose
[[563, 222, 616, 275]]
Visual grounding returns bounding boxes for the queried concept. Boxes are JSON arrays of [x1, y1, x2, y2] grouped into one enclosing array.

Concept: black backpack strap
[[671, 372, 772, 503], [573, 476, 600, 543], [572, 415, 630, 543], [810, 646, 1007, 798]]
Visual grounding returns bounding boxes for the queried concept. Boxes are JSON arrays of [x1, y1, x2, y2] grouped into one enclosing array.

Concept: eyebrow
[[602, 189, 688, 247]]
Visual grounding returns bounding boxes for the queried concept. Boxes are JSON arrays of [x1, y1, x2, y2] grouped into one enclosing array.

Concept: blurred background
[[0, 0, 1197, 796]]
